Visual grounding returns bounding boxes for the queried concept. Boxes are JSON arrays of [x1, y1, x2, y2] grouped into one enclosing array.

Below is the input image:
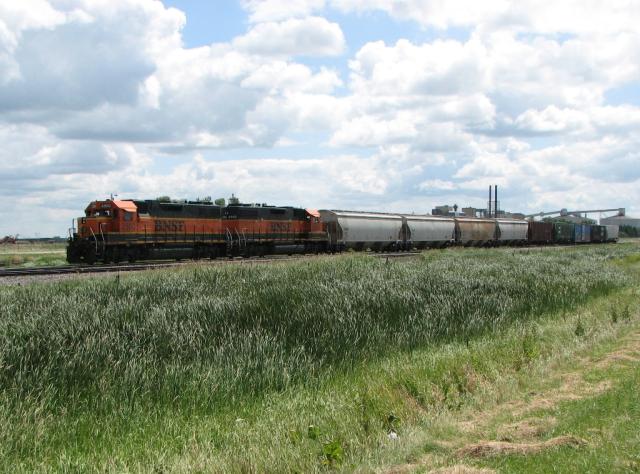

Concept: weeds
[[0, 244, 637, 470]]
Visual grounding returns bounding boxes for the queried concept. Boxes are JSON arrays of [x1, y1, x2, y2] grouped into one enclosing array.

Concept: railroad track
[[0, 251, 422, 278], [0, 262, 183, 278]]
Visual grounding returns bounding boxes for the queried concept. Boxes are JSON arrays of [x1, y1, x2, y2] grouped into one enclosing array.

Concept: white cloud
[[330, 0, 640, 35], [2, 0, 640, 236], [241, 0, 326, 23], [419, 179, 458, 191], [233, 16, 345, 57]]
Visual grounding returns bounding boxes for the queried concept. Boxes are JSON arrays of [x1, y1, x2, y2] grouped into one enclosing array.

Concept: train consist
[[67, 198, 619, 264]]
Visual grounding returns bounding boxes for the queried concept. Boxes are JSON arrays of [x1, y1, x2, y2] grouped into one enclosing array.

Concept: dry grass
[[496, 417, 557, 441], [429, 465, 496, 473], [456, 435, 587, 458]]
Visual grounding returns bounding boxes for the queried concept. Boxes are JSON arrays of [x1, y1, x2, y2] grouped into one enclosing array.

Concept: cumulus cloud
[[241, 0, 326, 23], [1, 0, 640, 236], [0, 0, 183, 113], [233, 16, 345, 57]]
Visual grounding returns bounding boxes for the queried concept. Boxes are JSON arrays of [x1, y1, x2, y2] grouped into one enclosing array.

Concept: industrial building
[[601, 215, 640, 229]]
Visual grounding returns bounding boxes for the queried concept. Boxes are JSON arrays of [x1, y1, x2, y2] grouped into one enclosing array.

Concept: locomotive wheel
[[84, 247, 96, 265], [103, 247, 113, 264]]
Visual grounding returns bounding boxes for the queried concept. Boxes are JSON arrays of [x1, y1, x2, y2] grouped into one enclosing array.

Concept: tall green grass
[[0, 244, 636, 470], [0, 246, 631, 408]]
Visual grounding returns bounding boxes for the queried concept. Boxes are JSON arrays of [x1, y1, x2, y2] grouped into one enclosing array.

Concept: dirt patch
[[456, 435, 587, 458], [385, 454, 439, 474], [429, 465, 496, 473], [388, 324, 640, 473], [594, 345, 640, 369], [510, 376, 611, 418], [459, 370, 612, 434], [387, 460, 494, 474], [496, 417, 557, 441]]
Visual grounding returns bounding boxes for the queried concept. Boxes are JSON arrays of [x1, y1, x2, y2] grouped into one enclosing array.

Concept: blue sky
[[0, 0, 639, 236]]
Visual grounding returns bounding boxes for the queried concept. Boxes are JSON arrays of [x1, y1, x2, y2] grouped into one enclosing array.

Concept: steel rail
[[0, 252, 422, 278]]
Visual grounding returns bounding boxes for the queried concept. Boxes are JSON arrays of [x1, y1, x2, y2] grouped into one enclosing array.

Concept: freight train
[[66, 198, 619, 264]]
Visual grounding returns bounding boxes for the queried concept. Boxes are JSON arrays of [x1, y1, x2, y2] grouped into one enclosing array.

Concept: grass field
[[0, 244, 638, 472], [0, 242, 66, 267]]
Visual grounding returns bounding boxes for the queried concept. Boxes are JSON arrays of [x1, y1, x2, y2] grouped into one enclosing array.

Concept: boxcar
[[553, 222, 575, 244], [528, 221, 554, 244], [454, 218, 496, 246], [496, 219, 528, 245], [319, 210, 403, 251], [605, 225, 619, 242], [578, 224, 591, 243], [590, 225, 607, 243], [403, 215, 455, 249]]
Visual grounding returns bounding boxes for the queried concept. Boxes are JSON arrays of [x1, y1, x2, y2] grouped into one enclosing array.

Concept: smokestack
[[487, 185, 491, 217], [494, 185, 498, 218]]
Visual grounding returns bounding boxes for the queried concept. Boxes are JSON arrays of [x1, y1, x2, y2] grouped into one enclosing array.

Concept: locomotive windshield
[[86, 209, 113, 217]]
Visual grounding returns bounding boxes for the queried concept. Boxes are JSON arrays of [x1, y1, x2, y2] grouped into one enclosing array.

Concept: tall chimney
[[494, 185, 498, 218], [488, 185, 492, 218]]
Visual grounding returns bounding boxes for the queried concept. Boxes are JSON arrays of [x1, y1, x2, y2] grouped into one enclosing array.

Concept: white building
[[601, 216, 640, 229]]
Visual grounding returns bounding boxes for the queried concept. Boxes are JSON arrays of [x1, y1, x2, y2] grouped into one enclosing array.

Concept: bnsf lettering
[[155, 220, 185, 232], [270, 223, 291, 232]]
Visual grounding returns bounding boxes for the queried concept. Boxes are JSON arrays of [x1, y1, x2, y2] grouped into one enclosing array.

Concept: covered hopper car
[[454, 218, 496, 246], [319, 211, 404, 252], [402, 215, 455, 249], [496, 219, 529, 245]]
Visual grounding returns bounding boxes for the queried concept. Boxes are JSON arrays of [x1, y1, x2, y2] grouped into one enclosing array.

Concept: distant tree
[[156, 196, 171, 202], [620, 225, 639, 238], [544, 216, 595, 224], [214, 198, 226, 206]]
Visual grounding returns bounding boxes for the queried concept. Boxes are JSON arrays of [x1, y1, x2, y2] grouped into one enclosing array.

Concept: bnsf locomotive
[[67, 198, 619, 264], [67, 199, 325, 264]]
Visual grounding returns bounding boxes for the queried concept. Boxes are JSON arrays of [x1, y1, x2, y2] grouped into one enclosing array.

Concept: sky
[[1, 1, 639, 237]]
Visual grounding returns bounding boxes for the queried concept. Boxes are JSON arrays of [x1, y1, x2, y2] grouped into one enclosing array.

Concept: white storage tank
[[604, 225, 619, 242], [403, 215, 455, 248], [319, 210, 404, 251]]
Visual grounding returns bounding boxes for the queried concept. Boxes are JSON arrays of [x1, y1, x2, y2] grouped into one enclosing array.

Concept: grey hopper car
[[402, 215, 455, 248], [319, 210, 404, 251], [454, 218, 496, 246], [496, 219, 529, 245]]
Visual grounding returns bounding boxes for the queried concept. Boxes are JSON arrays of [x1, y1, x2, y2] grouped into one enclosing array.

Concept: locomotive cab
[[68, 199, 139, 264]]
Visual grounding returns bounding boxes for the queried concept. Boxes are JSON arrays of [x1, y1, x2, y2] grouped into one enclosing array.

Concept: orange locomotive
[[67, 199, 326, 264]]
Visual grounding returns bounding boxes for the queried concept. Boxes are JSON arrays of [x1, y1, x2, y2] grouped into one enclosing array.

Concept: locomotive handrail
[[89, 227, 98, 253], [225, 227, 233, 249], [99, 223, 106, 254]]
